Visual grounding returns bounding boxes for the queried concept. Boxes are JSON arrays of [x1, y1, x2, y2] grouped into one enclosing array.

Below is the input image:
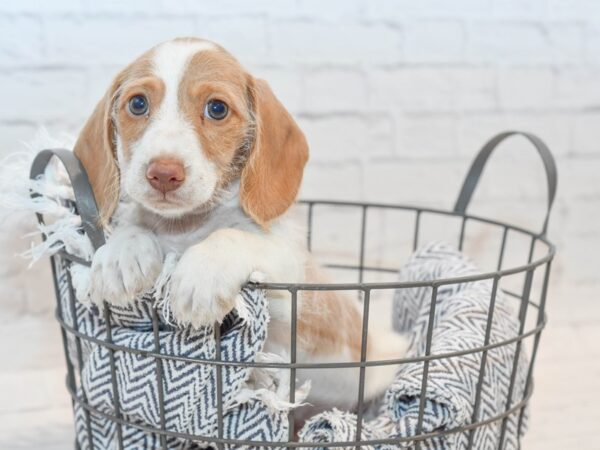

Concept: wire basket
[[31, 131, 557, 449]]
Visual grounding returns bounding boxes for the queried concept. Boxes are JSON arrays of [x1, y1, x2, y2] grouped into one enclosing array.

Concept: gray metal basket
[[30, 131, 557, 449]]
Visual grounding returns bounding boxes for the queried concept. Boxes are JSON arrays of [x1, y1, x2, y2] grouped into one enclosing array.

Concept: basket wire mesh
[[30, 131, 557, 449]]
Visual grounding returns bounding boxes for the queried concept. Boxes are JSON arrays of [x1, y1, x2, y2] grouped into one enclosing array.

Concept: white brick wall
[[1, 0, 599, 313]]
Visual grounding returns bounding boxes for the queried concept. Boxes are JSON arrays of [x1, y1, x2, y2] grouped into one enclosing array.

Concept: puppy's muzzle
[[146, 158, 185, 193]]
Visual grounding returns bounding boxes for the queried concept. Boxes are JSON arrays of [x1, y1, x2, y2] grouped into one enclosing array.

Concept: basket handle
[[453, 131, 558, 236], [30, 149, 106, 251]]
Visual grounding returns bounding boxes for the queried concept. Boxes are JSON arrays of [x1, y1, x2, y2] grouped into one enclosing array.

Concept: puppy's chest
[[144, 205, 257, 256], [156, 229, 210, 255]]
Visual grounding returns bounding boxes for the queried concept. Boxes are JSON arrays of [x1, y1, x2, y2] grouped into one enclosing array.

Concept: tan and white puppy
[[74, 37, 406, 415]]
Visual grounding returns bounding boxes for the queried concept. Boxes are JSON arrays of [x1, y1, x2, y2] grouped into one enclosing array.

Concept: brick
[[271, 0, 363, 20], [458, 196, 553, 241], [458, 115, 513, 156], [364, 0, 492, 22], [303, 69, 367, 112], [444, 145, 553, 202], [457, 113, 572, 158], [497, 68, 555, 110], [298, 115, 394, 162], [508, 114, 572, 155], [584, 22, 600, 66], [300, 162, 363, 200], [547, 0, 600, 20], [242, 67, 304, 114], [0, 16, 43, 66], [403, 20, 466, 63], [559, 158, 600, 200], [197, 16, 269, 65], [369, 68, 496, 112], [82, 0, 164, 14], [44, 17, 196, 66], [560, 234, 600, 284], [0, 70, 87, 122], [395, 114, 459, 158], [491, 0, 547, 18], [154, 0, 289, 17], [270, 22, 401, 66], [150, 0, 362, 20], [0, 0, 83, 13], [86, 66, 120, 107], [571, 113, 600, 155], [547, 23, 585, 65], [553, 68, 600, 109], [308, 205, 366, 267], [562, 198, 600, 236], [466, 22, 552, 64], [363, 160, 465, 207]]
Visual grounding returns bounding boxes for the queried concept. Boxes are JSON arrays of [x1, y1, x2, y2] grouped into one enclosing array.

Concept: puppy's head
[[74, 37, 308, 227]]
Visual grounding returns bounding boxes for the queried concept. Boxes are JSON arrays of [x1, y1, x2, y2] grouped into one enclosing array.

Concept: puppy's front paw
[[89, 228, 163, 306], [169, 241, 250, 328]]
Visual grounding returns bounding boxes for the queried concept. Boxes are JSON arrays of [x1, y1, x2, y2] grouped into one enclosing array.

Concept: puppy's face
[[74, 38, 308, 227], [116, 40, 252, 218]]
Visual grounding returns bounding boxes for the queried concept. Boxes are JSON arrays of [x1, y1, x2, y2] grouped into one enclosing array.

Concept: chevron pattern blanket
[[299, 242, 529, 450], [59, 240, 529, 450], [55, 258, 290, 449]]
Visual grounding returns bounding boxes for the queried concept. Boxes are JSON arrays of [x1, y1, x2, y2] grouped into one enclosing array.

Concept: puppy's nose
[[146, 159, 185, 193]]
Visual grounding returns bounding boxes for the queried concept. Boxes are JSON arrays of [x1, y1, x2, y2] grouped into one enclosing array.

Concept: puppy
[[74, 37, 406, 417]]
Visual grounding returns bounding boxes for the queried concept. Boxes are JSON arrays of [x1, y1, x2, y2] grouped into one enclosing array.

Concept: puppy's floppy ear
[[73, 77, 121, 227], [241, 78, 309, 226]]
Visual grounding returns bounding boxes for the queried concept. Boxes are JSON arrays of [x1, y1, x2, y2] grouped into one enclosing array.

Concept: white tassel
[[0, 136, 94, 265], [234, 352, 311, 413], [70, 263, 92, 305]]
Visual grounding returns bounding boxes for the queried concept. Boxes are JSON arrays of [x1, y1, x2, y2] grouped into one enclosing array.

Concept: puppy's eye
[[129, 95, 149, 116], [205, 99, 228, 120]]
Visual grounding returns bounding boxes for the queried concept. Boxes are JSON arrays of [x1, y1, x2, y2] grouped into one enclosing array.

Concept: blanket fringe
[[237, 352, 311, 414]]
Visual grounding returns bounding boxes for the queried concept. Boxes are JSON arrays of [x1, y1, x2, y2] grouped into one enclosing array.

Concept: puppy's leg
[[89, 225, 163, 306], [363, 329, 409, 401], [283, 264, 408, 411], [169, 227, 303, 328], [293, 301, 407, 412]]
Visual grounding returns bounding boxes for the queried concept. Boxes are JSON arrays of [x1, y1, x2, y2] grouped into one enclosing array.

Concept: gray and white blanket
[[55, 257, 291, 449], [300, 242, 529, 449], [60, 241, 529, 450]]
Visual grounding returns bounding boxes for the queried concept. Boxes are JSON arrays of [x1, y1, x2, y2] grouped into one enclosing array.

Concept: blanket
[[299, 242, 529, 450], [55, 256, 290, 449]]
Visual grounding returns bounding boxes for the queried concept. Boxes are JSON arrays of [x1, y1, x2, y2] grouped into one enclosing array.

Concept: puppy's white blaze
[[120, 39, 220, 217], [151, 39, 215, 125]]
